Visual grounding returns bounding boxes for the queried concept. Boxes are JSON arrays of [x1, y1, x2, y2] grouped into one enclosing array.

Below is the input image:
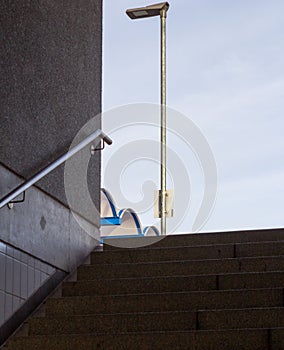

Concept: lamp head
[[126, 2, 169, 20]]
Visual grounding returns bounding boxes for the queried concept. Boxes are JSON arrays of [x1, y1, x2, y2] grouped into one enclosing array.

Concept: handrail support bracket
[[7, 191, 26, 209]]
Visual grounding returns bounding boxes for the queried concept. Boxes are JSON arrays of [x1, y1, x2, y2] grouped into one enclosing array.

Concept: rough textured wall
[[0, 2, 102, 337], [0, 0, 102, 216]]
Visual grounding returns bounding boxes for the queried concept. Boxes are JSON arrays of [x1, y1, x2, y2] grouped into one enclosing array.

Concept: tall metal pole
[[160, 8, 167, 235]]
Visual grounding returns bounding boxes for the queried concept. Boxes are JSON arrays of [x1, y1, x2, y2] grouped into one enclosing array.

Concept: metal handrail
[[0, 129, 112, 209]]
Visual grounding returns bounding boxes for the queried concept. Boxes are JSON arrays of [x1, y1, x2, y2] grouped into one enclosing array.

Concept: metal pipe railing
[[0, 129, 112, 209]]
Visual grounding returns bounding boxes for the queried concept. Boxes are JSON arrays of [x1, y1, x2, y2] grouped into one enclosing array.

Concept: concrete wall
[[0, 0, 102, 209], [0, 0, 102, 334], [0, 0, 102, 248], [0, 165, 100, 271]]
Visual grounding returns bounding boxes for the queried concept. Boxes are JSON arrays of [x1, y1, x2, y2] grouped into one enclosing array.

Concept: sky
[[102, 0, 284, 233]]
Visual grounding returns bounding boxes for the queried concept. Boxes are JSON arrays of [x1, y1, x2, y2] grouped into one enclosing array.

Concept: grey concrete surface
[[28, 311, 197, 335], [62, 271, 284, 297], [45, 288, 283, 316], [5, 330, 275, 350], [104, 228, 284, 250], [236, 241, 284, 257], [91, 243, 236, 264], [219, 271, 284, 290], [198, 307, 284, 330], [62, 274, 217, 296], [0, 0, 102, 212], [0, 165, 99, 272], [3, 231, 284, 350], [1, 332, 195, 350], [26, 308, 284, 334], [77, 256, 284, 279], [92, 240, 284, 264], [271, 329, 284, 350]]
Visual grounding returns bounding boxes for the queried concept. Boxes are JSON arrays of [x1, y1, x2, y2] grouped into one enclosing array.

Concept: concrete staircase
[[3, 229, 284, 349]]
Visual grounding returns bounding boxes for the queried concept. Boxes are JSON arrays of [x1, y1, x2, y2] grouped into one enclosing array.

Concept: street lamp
[[126, 2, 171, 235]]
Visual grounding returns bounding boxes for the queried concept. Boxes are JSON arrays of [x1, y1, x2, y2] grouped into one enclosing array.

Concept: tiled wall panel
[[0, 240, 56, 327]]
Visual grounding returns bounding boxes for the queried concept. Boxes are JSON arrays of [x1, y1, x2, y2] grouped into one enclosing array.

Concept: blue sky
[[102, 0, 284, 233]]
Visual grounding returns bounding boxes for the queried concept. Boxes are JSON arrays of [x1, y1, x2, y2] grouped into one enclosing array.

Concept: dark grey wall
[[0, 1, 102, 336], [0, 164, 100, 272], [0, 0, 102, 211]]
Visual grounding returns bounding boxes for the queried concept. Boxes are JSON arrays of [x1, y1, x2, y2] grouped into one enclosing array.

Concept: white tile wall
[[0, 240, 56, 327]]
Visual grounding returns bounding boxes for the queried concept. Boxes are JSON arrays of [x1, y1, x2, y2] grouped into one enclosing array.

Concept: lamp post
[[126, 2, 170, 235]]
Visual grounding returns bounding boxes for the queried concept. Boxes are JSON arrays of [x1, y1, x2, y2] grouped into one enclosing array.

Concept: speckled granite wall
[[0, 163, 100, 343], [0, 2, 102, 338], [0, 0, 102, 215]]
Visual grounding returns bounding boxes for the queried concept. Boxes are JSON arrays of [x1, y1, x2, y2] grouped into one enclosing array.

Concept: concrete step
[[63, 274, 217, 296], [63, 271, 284, 296], [272, 327, 284, 349], [6, 328, 284, 350], [92, 243, 235, 264], [236, 241, 284, 258], [27, 308, 284, 336], [103, 228, 284, 250], [93, 241, 284, 264], [77, 256, 284, 280], [45, 288, 283, 316], [28, 311, 197, 335], [198, 307, 284, 330], [219, 271, 284, 290]]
